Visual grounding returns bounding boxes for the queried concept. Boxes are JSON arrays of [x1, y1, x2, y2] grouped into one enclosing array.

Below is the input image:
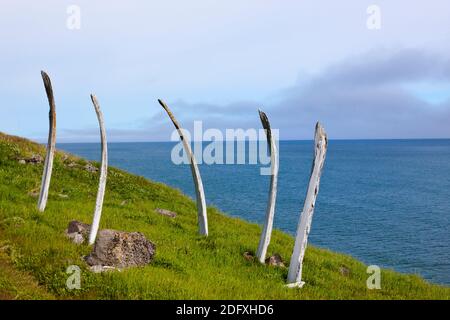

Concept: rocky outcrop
[[84, 163, 98, 173], [65, 221, 155, 270], [18, 154, 43, 164], [85, 229, 156, 269]]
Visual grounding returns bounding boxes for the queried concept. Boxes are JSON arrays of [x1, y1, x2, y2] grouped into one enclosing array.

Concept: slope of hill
[[0, 132, 448, 299]]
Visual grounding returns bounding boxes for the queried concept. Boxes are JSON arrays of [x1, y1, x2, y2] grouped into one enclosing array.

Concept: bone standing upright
[[256, 110, 279, 263], [37, 71, 56, 212], [88, 94, 108, 245], [287, 122, 327, 287], [158, 99, 208, 236]]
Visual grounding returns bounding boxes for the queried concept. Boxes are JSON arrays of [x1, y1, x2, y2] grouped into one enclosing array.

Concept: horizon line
[[50, 137, 450, 144]]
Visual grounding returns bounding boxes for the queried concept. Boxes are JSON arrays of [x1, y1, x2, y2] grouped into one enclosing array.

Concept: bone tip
[[258, 109, 267, 120], [40, 70, 50, 82], [315, 122, 327, 138]]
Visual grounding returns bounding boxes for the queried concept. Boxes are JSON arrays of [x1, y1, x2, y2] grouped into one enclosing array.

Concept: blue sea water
[[58, 140, 450, 286]]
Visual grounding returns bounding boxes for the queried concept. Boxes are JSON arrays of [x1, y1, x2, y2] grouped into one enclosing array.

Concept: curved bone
[[158, 99, 208, 236], [256, 110, 279, 263], [88, 94, 108, 245], [287, 122, 327, 287], [37, 71, 57, 212]]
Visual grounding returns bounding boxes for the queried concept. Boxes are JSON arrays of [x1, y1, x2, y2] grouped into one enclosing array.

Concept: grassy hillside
[[0, 132, 449, 300]]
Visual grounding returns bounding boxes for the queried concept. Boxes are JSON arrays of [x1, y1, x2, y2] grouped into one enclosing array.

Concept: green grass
[[0, 132, 449, 300]]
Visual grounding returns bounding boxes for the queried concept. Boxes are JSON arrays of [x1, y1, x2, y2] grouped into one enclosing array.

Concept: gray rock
[[89, 265, 119, 273], [67, 220, 91, 235], [67, 232, 85, 244], [28, 154, 44, 164], [155, 208, 177, 218], [18, 154, 43, 164], [85, 229, 155, 268], [265, 253, 285, 267], [65, 220, 91, 244], [85, 163, 98, 173], [339, 265, 351, 277]]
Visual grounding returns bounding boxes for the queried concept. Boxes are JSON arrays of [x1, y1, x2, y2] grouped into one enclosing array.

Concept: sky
[[1, 1, 450, 142]]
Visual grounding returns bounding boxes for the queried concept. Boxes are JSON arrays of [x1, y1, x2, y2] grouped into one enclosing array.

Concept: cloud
[[57, 48, 450, 142], [270, 48, 450, 139], [309, 48, 450, 86], [59, 99, 261, 142]]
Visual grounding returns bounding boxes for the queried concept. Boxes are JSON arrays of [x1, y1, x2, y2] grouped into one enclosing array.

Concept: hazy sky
[[1, 1, 450, 141]]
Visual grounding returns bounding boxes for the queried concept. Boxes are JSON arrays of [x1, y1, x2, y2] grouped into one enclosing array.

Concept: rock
[[85, 229, 155, 269], [89, 265, 119, 273], [18, 154, 43, 165], [67, 162, 78, 168], [265, 253, 285, 267], [67, 220, 91, 235], [28, 154, 43, 164], [155, 208, 177, 218], [85, 163, 98, 173], [339, 266, 351, 277], [67, 232, 85, 244], [243, 251, 254, 261], [65, 220, 91, 244], [28, 189, 39, 197]]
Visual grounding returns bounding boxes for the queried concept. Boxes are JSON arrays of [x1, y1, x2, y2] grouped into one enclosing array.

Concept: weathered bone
[[37, 71, 57, 212], [158, 99, 208, 236], [88, 94, 108, 245], [287, 122, 327, 287], [256, 110, 279, 263]]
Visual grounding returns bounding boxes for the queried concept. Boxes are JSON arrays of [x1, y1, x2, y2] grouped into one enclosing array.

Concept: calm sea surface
[[58, 140, 450, 286]]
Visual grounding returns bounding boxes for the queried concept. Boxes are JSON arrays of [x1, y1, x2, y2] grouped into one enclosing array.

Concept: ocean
[[58, 139, 450, 286]]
